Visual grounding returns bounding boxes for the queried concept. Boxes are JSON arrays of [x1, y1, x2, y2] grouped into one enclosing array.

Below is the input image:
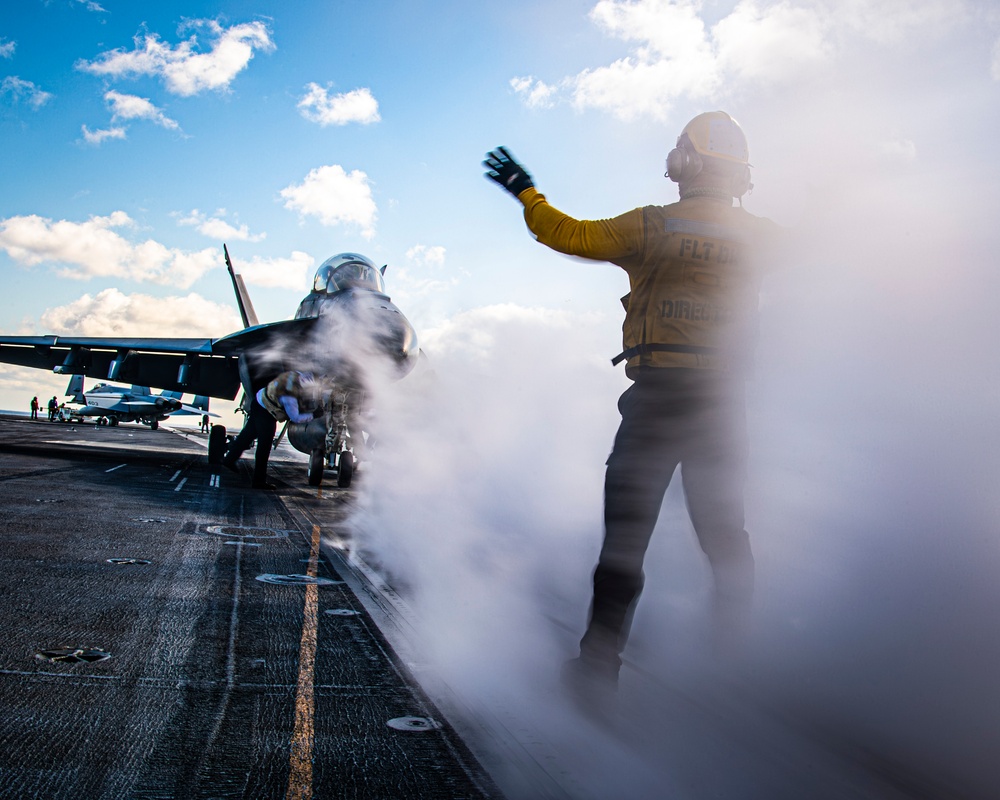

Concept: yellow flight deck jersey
[[519, 186, 779, 378]]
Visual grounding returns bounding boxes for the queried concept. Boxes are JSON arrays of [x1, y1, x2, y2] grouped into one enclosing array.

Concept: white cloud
[[516, 0, 977, 120], [0, 211, 218, 289], [1, 76, 52, 109], [81, 124, 127, 145], [0, 40, 15, 59], [105, 90, 180, 130], [405, 244, 446, 267], [279, 164, 377, 239], [713, 1, 832, 84], [76, 19, 275, 97], [176, 209, 265, 242], [395, 245, 453, 299], [73, 0, 108, 13], [510, 76, 559, 109], [569, 0, 721, 119], [297, 83, 381, 126], [38, 287, 242, 338], [227, 250, 314, 290]]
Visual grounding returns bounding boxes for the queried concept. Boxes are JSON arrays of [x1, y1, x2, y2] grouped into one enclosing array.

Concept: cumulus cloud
[[75, 19, 274, 96], [0, 40, 15, 59], [0, 211, 218, 289], [176, 209, 265, 242], [297, 83, 380, 126], [510, 75, 558, 109], [405, 244, 446, 267], [392, 245, 455, 302], [226, 250, 314, 290], [105, 90, 180, 130], [713, 0, 833, 84], [80, 125, 127, 145], [514, 0, 978, 120], [279, 164, 377, 239], [1, 76, 52, 109], [38, 287, 242, 338]]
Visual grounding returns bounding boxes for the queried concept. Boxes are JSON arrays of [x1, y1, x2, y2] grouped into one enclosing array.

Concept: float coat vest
[[519, 188, 778, 377], [259, 371, 306, 422], [613, 202, 769, 375]]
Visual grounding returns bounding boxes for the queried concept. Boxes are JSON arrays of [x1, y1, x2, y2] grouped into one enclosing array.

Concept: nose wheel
[[307, 448, 354, 488], [308, 448, 325, 487], [336, 451, 354, 488]]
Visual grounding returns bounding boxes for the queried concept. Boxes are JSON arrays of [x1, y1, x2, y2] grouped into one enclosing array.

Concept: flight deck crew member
[[47, 396, 57, 421], [222, 371, 318, 489], [30, 396, 38, 420], [484, 111, 781, 695]]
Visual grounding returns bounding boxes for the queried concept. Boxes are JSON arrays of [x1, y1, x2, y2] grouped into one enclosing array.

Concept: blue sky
[[2, 0, 1000, 412], [5, 3, 1000, 785]]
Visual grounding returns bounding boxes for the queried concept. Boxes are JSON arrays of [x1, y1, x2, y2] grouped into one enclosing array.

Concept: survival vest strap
[[611, 342, 720, 366]]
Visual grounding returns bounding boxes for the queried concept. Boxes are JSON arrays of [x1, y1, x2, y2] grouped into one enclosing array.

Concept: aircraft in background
[[55, 374, 212, 429], [0, 245, 423, 486]]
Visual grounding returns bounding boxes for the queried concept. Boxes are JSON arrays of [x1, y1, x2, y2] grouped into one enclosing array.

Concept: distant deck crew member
[[47, 396, 57, 421], [484, 111, 782, 698], [222, 371, 319, 489], [30, 396, 39, 420]]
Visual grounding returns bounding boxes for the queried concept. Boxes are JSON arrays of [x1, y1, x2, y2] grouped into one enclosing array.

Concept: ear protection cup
[[665, 145, 702, 183], [732, 164, 753, 197]]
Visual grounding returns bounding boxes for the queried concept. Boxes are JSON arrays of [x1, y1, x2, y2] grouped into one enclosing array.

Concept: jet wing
[[0, 319, 321, 400]]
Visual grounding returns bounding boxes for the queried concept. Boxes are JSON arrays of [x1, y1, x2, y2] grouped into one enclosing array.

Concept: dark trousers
[[579, 368, 754, 663], [225, 396, 277, 485]]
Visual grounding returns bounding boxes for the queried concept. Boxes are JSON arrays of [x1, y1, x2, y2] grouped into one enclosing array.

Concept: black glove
[[484, 146, 534, 198]]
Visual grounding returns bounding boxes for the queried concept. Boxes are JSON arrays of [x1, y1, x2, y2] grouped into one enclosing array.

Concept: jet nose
[[378, 311, 418, 370]]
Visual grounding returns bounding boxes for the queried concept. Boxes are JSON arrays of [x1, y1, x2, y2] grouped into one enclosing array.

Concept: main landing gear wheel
[[207, 424, 227, 464], [308, 449, 324, 487], [150, 419, 159, 430], [337, 451, 354, 488]]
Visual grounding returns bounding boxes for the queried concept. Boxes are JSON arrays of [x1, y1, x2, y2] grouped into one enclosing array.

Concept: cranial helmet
[[666, 111, 752, 197]]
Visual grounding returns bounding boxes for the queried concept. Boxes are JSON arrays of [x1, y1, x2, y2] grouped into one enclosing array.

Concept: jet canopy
[[312, 253, 385, 295]]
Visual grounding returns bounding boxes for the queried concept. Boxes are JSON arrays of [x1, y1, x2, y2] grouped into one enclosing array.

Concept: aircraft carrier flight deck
[[0, 415, 503, 800]]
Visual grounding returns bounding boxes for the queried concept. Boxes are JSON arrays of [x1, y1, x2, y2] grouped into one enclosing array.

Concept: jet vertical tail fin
[[65, 375, 85, 403], [224, 244, 260, 329]]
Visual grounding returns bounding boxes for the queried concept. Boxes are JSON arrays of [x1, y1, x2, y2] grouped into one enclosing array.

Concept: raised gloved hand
[[483, 146, 534, 198]]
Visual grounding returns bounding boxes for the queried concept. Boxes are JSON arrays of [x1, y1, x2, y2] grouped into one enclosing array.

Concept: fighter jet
[[57, 374, 212, 429], [0, 246, 422, 487]]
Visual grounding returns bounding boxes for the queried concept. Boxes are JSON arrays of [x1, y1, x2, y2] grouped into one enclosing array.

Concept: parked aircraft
[[0, 246, 422, 486], [56, 374, 212, 429]]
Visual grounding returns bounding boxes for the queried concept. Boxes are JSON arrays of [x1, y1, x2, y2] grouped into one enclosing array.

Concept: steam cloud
[[348, 82, 1000, 800]]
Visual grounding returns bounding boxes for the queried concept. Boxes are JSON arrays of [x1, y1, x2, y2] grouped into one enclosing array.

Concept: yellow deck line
[[286, 524, 322, 800]]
